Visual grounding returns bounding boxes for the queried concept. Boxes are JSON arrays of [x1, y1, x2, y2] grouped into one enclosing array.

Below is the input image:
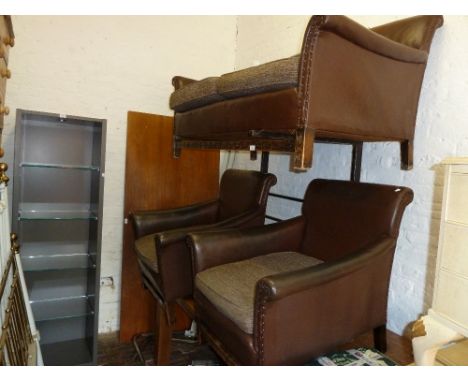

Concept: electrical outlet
[[100, 276, 115, 288]]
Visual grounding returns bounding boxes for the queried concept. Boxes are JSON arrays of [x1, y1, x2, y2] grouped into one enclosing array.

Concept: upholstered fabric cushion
[[195, 251, 323, 334], [169, 76, 223, 112], [135, 233, 158, 273], [170, 55, 300, 112], [218, 55, 300, 99]]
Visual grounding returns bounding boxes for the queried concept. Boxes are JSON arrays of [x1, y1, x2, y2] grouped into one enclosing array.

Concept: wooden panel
[[440, 222, 468, 277], [119, 112, 219, 342], [434, 270, 468, 330], [446, 173, 468, 224]]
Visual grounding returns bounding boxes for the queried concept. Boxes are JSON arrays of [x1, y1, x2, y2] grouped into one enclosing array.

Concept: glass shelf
[[20, 162, 100, 171], [31, 296, 94, 322], [21, 250, 96, 272], [18, 210, 98, 221], [18, 203, 98, 221]]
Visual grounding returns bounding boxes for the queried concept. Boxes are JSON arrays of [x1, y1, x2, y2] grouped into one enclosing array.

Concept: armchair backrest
[[371, 15, 443, 53], [300, 179, 413, 262], [217, 169, 277, 221]]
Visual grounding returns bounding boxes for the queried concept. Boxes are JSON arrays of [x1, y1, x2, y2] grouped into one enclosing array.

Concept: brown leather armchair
[[188, 179, 413, 365], [130, 169, 277, 364], [170, 15, 443, 171]]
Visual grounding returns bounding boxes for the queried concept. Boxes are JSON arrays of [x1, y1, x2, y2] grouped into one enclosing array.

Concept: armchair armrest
[[253, 236, 397, 365], [188, 216, 305, 275], [156, 208, 289, 301], [257, 237, 395, 302], [156, 206, 268, 247], [130, 199, 218, 239]]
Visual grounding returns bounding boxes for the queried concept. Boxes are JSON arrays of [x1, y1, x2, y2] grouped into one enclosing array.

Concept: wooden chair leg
[[401, 140, 413, 170], [154, 302, 173, 365], [374, 324, 387, 353]]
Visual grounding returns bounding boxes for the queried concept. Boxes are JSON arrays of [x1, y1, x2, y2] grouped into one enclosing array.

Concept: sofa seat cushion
[[170, 55, 300, 113], [195, 251, 323, 334], [218, 55, 300, 99], [169, 76, 222, 113], [135, 233, 158, 273]]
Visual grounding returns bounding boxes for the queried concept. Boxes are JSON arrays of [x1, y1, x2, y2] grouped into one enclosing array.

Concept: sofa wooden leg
[[401, 140, 413, 170], [154, 302, 173, 365], [374, 325, 387, 353], [293, 128, 314, 171]]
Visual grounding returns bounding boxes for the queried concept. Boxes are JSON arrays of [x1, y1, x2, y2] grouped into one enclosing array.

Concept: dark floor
[[97, 329, 414, 366]]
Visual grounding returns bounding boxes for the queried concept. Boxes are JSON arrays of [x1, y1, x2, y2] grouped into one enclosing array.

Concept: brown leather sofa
[[170, 15, 443, 171], [188, 179, 413, 365], [130, 169, 277, 364]]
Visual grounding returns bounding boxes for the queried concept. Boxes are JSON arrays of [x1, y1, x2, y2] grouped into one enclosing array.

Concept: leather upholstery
[[371, 15, 443, 52], [131, 169, 277, 303], [171, 15, 443, 171], [189, 179, 413, 365]]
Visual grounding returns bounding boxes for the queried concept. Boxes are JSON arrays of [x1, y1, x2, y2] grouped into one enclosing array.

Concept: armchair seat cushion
[[169, 55, 300, 112], [135, 233, 158, 273], [195, 251, 322, 334]]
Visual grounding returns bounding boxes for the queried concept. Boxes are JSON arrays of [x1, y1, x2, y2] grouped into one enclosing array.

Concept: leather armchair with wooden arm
[[129, 168, 277, 364], [188, 179, 413, 365]]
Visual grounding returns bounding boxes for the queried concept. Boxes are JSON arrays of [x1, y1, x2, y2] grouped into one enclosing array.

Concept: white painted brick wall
[[2, 16, 237, 333], [231, 15, 468, 335]]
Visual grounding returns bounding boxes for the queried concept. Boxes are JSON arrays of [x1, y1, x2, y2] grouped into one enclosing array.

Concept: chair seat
[[135, 233, 158, 273], [195, 251, 322, 334], [169, 55, 300, 112]]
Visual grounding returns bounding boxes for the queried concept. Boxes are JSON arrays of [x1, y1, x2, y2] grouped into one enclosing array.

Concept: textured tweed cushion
[[195, 251, 323, 334], [169, 76, 223, 113], [170, 55, 300, 112], [218, 55, 300, 99], [135, 234, 158, 273]]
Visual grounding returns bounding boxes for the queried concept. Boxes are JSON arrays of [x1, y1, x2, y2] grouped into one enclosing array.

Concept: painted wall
[[2, 16, 237, 332], [230, 16, 468, 335]]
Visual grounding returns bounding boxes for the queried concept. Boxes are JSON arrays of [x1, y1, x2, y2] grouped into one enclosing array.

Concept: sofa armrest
[[130, 200, 218, 239], [293, 15, 438, 170], [318, 15, 428, 63], [253, 236, 396, 365], [371, 15, 443, 53], [172, 76, 197, 90], [188, 216, 305, 275]]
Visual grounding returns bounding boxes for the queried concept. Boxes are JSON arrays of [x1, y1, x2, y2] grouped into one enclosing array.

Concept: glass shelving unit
[[12, 110, 106, 366]]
